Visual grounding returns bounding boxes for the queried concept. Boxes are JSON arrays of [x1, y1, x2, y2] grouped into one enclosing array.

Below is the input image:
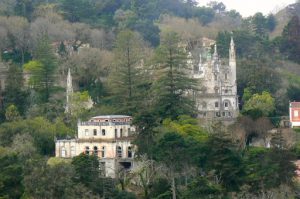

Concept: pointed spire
[[229, 36, 236, 61], [212, 43, 219, 62], [65, 68, 73, 113]]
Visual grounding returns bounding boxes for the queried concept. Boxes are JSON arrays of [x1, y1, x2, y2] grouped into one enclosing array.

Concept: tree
[[154, 132, 188, 199], [4, 64, 27, 114], [153, 31, 197, 120], [266, 14, 277, 32], [280, 15, 300, 63], [5, 104, 21, 122], [72, 153, 102, 194], [243, 91, 275, 118], [207, 1, 226, 13], [25, 35, 57, 103], [108, 29, 147, 114], [0, 151, 23, 199]]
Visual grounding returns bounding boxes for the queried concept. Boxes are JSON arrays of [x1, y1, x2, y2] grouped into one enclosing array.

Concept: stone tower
[[65, 68, 73, 113], [229, 37, 237, 94]]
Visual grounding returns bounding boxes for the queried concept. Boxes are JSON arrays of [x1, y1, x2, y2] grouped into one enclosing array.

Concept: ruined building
[[55, 115, 135, 178], [188, 37, 239, 121]]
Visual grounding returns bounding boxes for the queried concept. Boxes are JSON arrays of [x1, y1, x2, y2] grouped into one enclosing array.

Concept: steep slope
[[271, 2, 300, 38]]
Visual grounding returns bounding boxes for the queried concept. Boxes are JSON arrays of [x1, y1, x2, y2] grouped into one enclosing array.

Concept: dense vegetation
[[0, 0, 300, 198]]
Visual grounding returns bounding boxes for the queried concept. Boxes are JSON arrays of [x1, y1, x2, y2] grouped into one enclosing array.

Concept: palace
[[55, 115, 135, 178], [188, 37, 239, 121]]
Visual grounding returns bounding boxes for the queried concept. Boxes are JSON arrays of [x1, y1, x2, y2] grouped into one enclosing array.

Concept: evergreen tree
[[108, 29, 147, 114], [4, 64, 27, 114], [25, 35, 57, 103], [153, 31, 197, 120]]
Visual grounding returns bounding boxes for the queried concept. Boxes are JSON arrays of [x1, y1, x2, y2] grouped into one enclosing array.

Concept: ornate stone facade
[[188, 37, 239, 121], [55, 115, 135, 178]]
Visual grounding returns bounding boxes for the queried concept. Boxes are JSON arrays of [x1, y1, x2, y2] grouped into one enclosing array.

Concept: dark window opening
[[116, 146, 122, 158], [85, 146, 90, 155], [94, 146, 98, 156], [102, 129, 106, 136], [93, 129, 97, 136], [128, 147, 133, 158]]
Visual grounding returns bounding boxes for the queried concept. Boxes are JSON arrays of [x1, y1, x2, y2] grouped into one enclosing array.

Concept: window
[[116, 146, 122, 158], [85, 129, 89, 136], [225, 89, 228, 94], [225, 73, 228, 80], [101, 146, 105, 158], [61, 147, 66, 158], [128, 146, 133, 158], [93, 129, 97, 136], [215, 112, 221, 117], [94, 146, 98, 156], [222, 112, 226, 117], [202, 102, 207, 109], [71, 146, 75, 157], [224, 102, 229, 108], [228, 112, 232, 117], [102, 129, 106, 136], [295, 110, 299, 117], [215, 102, 219, 108], [85, 146, 90, 155], [105, 119, 108, 122], [120, 129, 123, 137], [128, 128, 131, 136], [115, 129, 118, 138], [214, 74, 217, 80]]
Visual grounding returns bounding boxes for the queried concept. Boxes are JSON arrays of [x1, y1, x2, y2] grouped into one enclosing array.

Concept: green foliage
[[4, 64, 28, 115], [0, 117, 73, 155], [153, 31, 197, 120], [280, 15, 300, 64], [71, 153, 106, 195], [204, 133, 245, 191], [182, 177, 223, 199], [0, 152, 23, 199], [108, 29, 147, 114], [243, 91, 275, 117], [5, 105, 21, 122]]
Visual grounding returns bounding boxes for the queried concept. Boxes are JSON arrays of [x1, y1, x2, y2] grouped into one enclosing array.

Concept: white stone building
[[188, 37, 239, 121], [55, 115, 135, 178]]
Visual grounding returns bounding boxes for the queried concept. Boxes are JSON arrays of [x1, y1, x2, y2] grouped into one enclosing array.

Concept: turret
[[229, 37, 237, 94]]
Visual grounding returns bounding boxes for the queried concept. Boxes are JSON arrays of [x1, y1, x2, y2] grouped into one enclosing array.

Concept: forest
[[1, 0, 300, 198]]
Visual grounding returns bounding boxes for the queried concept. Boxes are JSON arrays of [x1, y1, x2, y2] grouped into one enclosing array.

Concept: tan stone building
[[55, 115, 135, 178]]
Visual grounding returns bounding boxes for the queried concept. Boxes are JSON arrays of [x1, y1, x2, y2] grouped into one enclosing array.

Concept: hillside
[[271, 2, 300, 38]]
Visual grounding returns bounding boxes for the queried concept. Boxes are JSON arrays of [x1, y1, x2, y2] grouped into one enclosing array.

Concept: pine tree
[[108, 29, 147, 114], [153, 31, 197, 120], [31, 35, 57, 102]]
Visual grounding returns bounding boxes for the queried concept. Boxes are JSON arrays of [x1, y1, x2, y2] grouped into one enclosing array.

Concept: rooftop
[[91, 115, 132, 119]]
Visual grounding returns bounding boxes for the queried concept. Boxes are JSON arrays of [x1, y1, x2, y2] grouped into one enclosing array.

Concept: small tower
[[65, 68, 73, 113], [229, 37, 237, 94]]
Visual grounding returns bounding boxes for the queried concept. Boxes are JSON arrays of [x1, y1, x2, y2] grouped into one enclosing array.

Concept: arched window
[[101, 146, 105, 158], [128, 146, 133, 158], [93, 146, 98, 156], [102, 129, 106, 136], [116, 146, 122, 158], [61, 147, 66, 157], [85, 146, 90, 155], [71, 146, 75, 157]]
